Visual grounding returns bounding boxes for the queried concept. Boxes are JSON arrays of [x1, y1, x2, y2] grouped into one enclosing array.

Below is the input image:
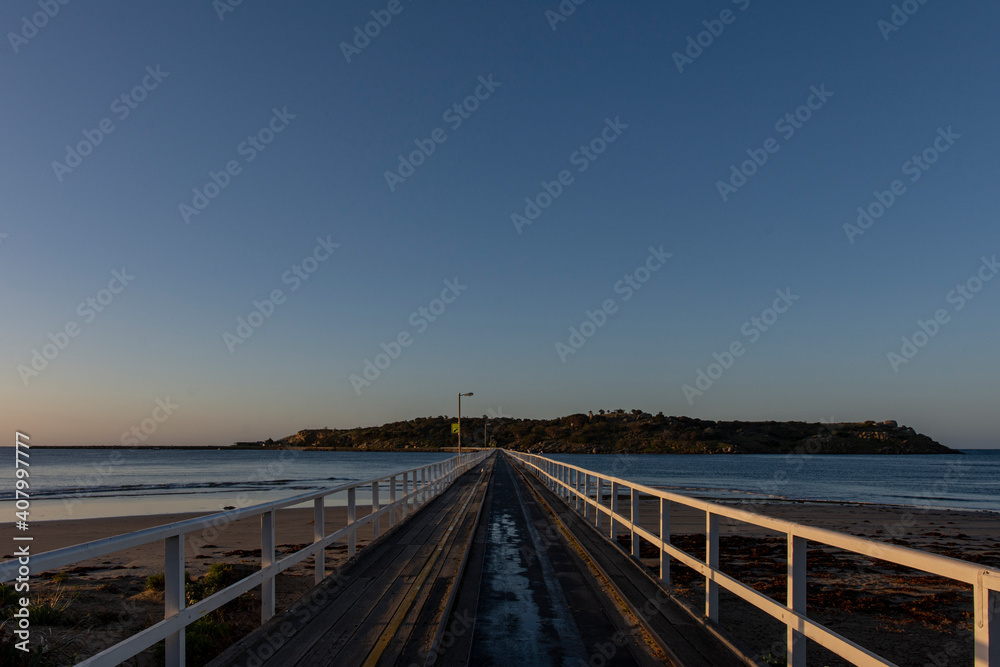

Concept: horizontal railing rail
[[506, 450, 999, 667], [1, 449, 493, 667]]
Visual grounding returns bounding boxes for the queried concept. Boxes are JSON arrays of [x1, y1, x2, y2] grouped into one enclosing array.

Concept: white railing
[[0, 450, 492, 667], [507, 450, 1000, 667]]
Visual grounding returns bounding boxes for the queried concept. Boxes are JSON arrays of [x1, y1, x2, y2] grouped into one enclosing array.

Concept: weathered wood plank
[[511, 459, 751, 667], [209, 461, 492, 667]]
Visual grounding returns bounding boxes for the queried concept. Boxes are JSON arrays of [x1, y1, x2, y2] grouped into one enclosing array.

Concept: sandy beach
[[635, 499, 1000, 667], [3, 500, 998, 665], [1, 506, 382, 666]]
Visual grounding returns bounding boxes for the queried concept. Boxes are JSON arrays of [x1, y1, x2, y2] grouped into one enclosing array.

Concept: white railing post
[[401, 472, 409, 518], [595, 477, 603, 529], [314, 497, 325, 584], [660, 498, 670, 585], [389, 475, 397, 528], [571, 469, 578, 510], [611, 481, 621, 542], [974, 575, 999, 667], [706, 512, 719, 622], [262, 510, 275, 622], [421, 466, 428, 503], [164, 534, 184, 667], [12, 451, 1000, 667], [372, 481, 381, 539], [631, 487, 641, 559], [347, 486, 357, 557], [787, 535, 807, 667]]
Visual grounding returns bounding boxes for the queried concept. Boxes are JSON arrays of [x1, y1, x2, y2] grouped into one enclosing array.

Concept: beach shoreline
[[8, 497, 999, 565]]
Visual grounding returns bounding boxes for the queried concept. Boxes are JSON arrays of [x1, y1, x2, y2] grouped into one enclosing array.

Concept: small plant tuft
[[145, 572, 165, 592]]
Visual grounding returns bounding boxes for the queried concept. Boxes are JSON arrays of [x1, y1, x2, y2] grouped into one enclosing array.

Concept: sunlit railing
[[507, 450, 999, 667], [0, 450, 492, 667]]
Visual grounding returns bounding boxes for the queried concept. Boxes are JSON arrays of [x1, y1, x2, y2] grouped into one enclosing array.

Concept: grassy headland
[[248, 411, 957, 455]]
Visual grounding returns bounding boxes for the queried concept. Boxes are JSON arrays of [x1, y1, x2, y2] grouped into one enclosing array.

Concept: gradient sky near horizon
[[2, 1, 998, 448]]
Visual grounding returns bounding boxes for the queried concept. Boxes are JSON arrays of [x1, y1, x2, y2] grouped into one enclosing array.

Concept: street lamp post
[[458, 392, 473, 463]]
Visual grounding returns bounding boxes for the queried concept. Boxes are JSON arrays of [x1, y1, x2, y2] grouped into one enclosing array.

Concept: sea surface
[[548, 449, 1000, 512], [0, 448, 453, 521], [0, 448, 997, 521]]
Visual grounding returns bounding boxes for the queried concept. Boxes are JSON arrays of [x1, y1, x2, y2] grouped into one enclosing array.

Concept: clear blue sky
[[2, 1, 997, 448]]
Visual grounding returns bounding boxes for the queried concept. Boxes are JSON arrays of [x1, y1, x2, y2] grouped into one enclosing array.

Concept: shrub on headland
[[257, 413, 955, 455]]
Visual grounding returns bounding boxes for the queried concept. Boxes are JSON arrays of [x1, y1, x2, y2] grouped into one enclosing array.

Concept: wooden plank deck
[[461, 454, 665, 667], [209, 456, 494, 667], [210, 450, 750, 666], [508, 458, 753, 667]]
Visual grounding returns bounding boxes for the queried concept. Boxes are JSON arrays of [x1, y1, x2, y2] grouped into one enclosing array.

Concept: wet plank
[[510, 457, 751, 667]]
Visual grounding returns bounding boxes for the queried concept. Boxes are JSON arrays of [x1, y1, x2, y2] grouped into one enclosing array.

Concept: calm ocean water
[[1, 448, 997, 520], [0, 448, 453, 521], [549, 450, 1000, 512]]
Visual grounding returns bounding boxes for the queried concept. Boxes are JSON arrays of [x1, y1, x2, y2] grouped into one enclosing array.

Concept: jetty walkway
[[2, 449, 997, 666]]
